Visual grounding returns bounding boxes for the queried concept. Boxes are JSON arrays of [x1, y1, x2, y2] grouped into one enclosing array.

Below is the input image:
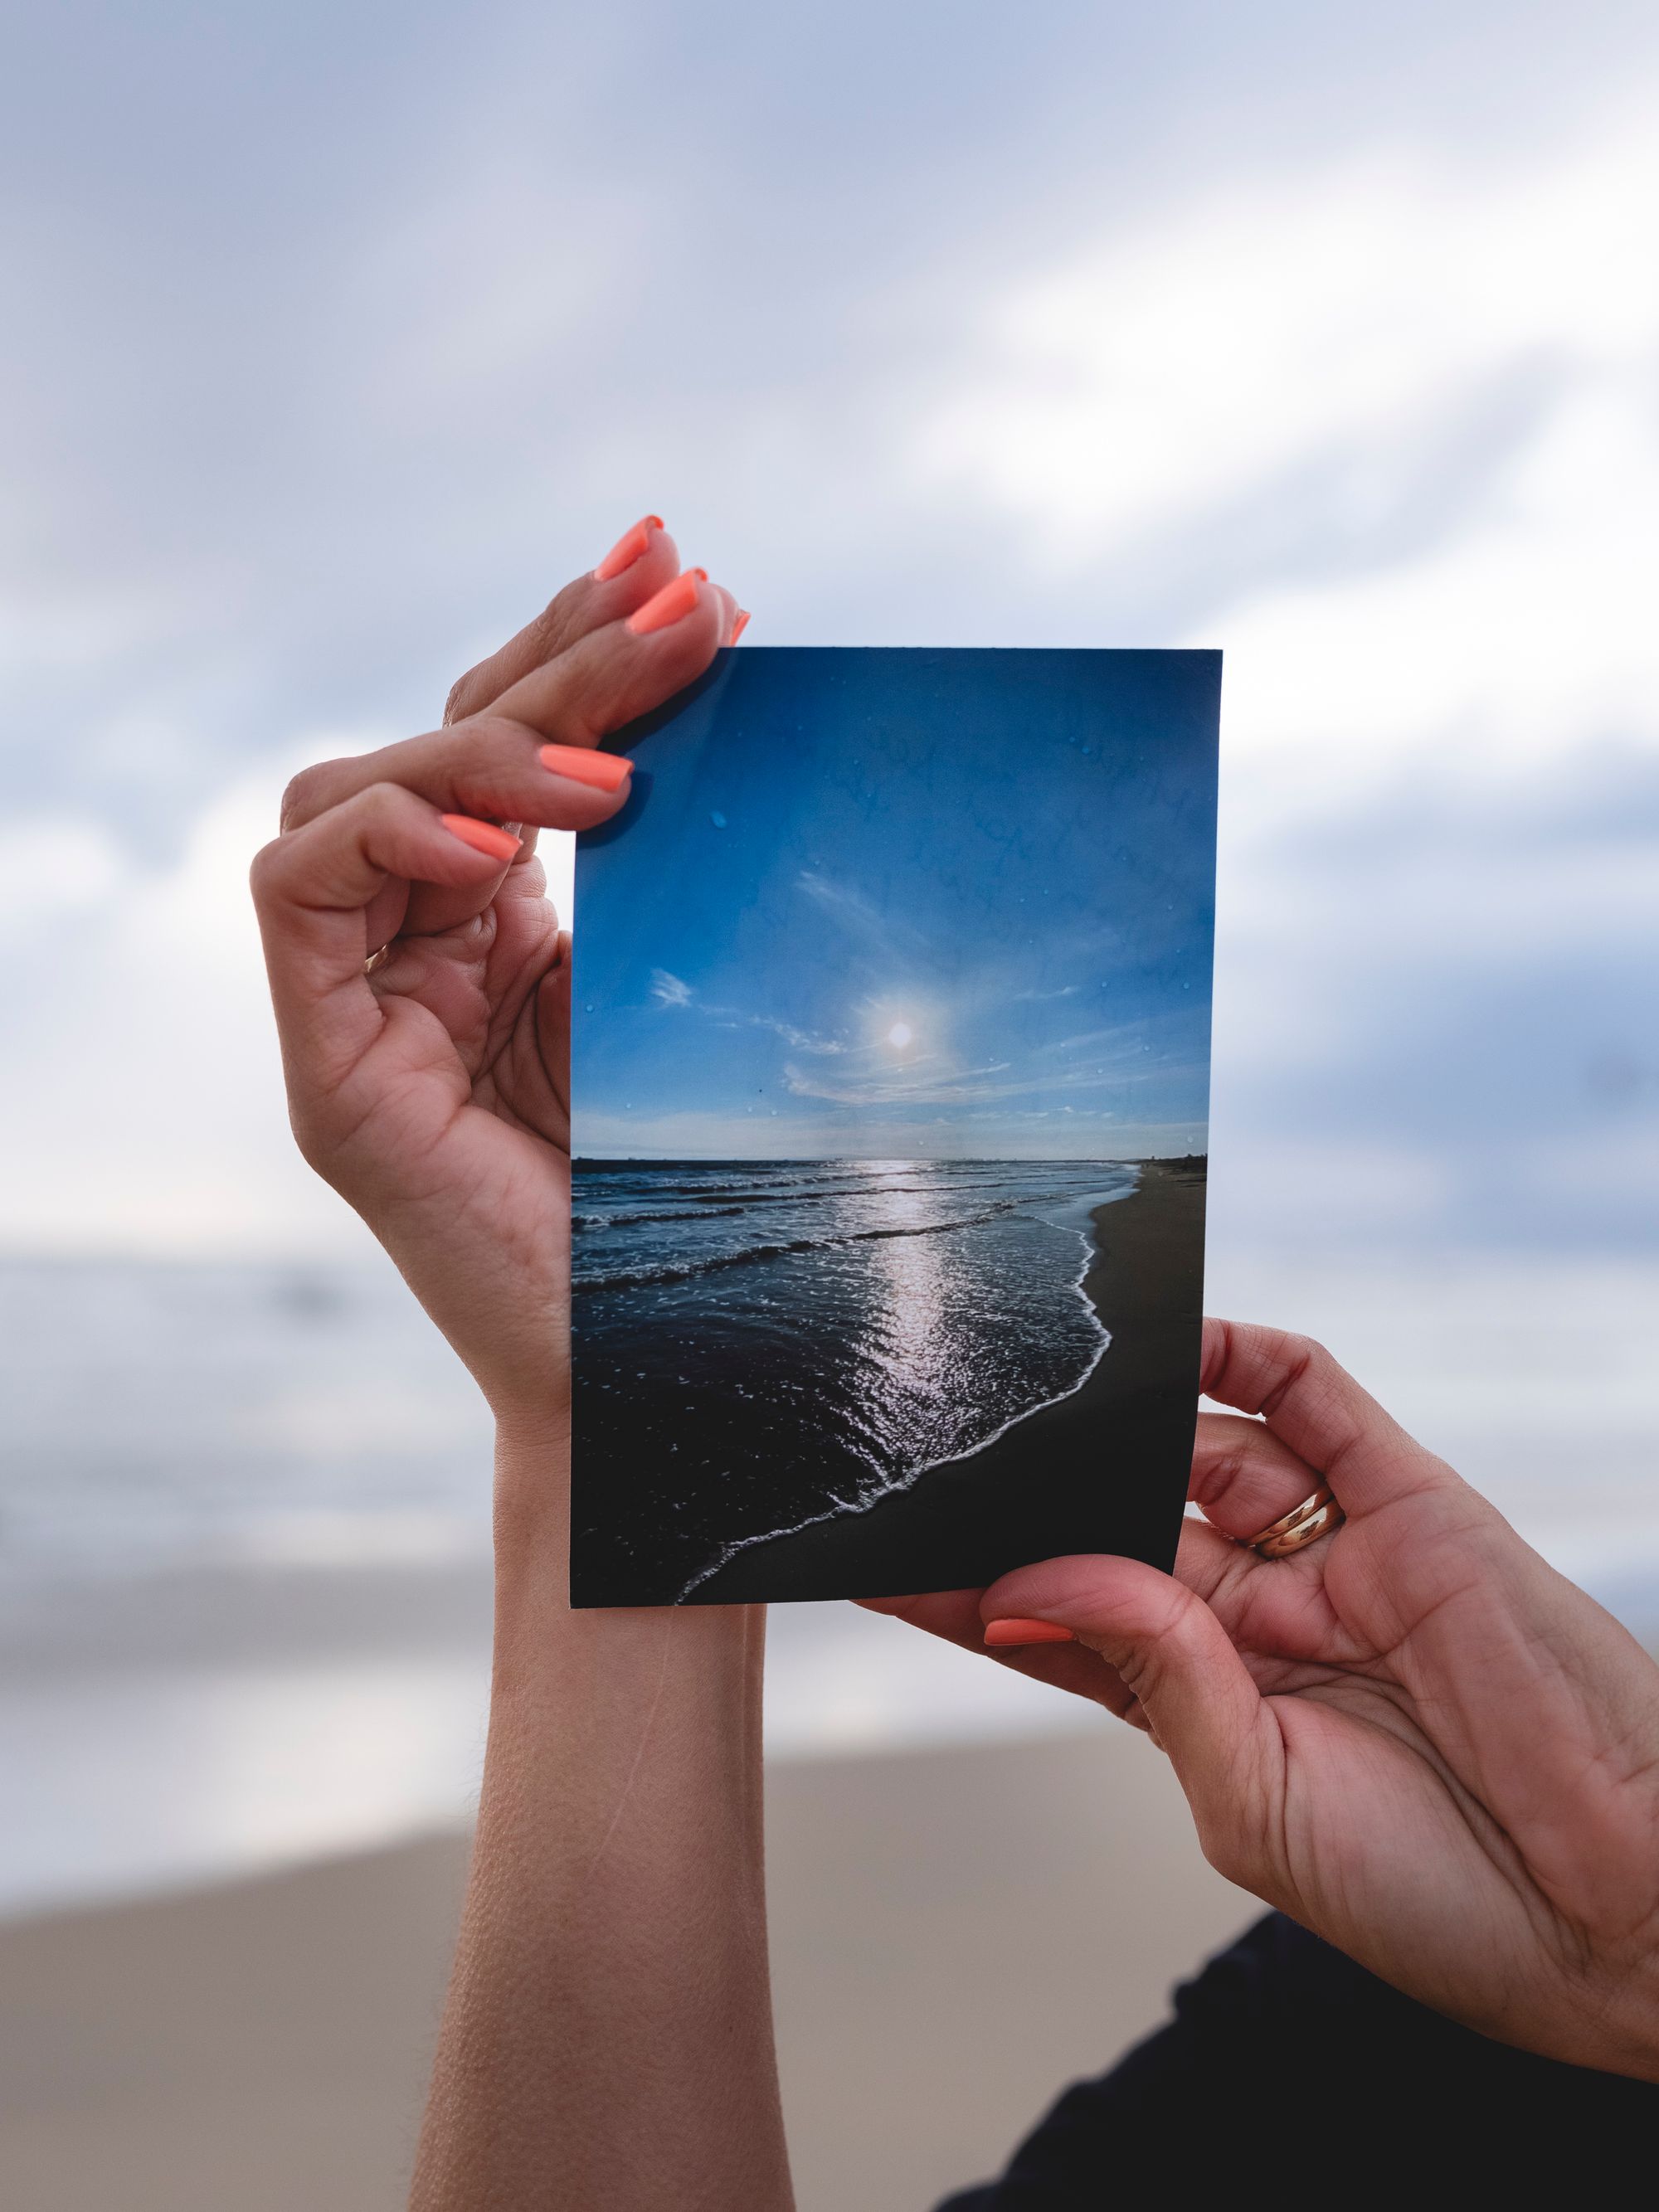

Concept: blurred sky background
[[2, 0, 1658, 1910]]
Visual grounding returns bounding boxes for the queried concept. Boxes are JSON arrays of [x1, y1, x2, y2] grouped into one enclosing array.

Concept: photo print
[[571, 648, 1219, 1607]]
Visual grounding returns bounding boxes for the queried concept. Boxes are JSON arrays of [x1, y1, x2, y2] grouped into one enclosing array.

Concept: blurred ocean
[[2, 1241, 1656, 1918]]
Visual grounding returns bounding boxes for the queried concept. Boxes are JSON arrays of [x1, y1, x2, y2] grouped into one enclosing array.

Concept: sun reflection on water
[[858, 1179, 969, 1475]]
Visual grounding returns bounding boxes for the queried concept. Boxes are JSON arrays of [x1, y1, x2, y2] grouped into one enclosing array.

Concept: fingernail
[[593, 514, 664, 582], [984, 1618, 1077, 1648], [440, 814, 522, 862], [539, 744, 631, 792], [628, 568, 708, 635], [729, 609, 751, 644]]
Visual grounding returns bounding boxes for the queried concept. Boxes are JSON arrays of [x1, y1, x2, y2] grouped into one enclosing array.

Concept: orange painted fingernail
[[539, 744, 631, 792], [593, 514, 664, 582], [983, 1618, 1076, 1647], [628, 568, 707, 634], [440, 814, 521, 862], [729, 609, 751, 644]]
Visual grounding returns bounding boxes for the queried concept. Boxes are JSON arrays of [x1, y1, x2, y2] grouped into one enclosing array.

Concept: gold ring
[[1245, 1484, 1345, 1559]]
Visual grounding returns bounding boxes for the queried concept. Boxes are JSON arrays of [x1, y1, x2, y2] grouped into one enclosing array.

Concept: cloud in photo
[[650, 969, 693, 1008]]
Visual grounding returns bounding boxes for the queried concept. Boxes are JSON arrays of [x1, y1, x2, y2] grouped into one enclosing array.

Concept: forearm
[[410, 1421, 792, 2210]]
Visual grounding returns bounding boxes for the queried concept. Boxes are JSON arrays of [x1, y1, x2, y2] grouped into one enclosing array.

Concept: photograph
[[572, 647, 1219, 1605]]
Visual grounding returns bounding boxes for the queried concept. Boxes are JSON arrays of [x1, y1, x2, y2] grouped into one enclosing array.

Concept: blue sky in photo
[[573, 650, 1218, 1159]]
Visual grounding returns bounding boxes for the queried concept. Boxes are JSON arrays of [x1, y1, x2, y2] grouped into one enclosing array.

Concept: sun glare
[[886, 1022, 913, 1048]]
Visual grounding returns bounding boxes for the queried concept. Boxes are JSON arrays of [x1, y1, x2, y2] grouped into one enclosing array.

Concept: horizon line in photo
[[572, 1146, 1209, 1164]]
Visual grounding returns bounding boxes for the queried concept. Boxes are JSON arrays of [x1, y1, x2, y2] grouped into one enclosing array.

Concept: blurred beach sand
[[0, 1724, 1253, 2212]]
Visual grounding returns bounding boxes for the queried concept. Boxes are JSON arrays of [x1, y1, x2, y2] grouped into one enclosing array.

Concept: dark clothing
[[937, 1912, 1658, 2205]]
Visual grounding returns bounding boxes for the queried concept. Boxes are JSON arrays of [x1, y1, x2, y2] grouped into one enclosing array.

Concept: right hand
[[865, 1319, 1659, 2078], [251, 520, 742, 1424]]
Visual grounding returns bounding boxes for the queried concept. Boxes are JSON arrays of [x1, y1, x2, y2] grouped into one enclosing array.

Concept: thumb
[[984, 1555, 1276, 1869]]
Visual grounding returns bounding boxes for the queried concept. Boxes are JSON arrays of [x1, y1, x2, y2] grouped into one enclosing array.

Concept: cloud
[[795, 870, 932, 960], [1044, 1023, 1153, 1057], [0, 745, 378, 1252], [781, 1057, 1186, 1110], [917, 107, 1658, 565], [750, 1014, 845, 1055], [0, 819, 127, 937], [650, 970, 693, 1008], [669, 988, 847, 1053], [913, 100, 1659, 802]]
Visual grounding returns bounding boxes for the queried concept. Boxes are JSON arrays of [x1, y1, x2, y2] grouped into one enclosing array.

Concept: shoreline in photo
[[672, 1164, 1137, 1601], [689, 1157, 1208, 1604]]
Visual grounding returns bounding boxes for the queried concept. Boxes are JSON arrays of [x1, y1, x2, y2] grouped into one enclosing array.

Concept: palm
[[1190, 1505, 1550, 2020], [311, 853, 575, 1408], [365, 863, 569, 1159]]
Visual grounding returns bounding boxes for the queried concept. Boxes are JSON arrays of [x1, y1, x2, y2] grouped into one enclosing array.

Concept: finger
[[280, 722, 635, 946], [282, 572, 732, 845], [443, 518, 683, 724], [1190, 1410, 1323, 1543], [1170, 1511, 1361, 1675], [1200, 1316, 1455, 1516], [487, 566, 732, 742], [251, 790, 521, 1116], [854, 1592, 1147, 1723], [529, 929, 573, 1150], [281, 720, 637, 841], [980, 1554, 1278, 1869]]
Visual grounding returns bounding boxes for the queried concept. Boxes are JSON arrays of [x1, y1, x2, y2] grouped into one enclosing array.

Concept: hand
[[251, 523, 744, 1422], [864, 1319, 1659, 2077], [255, 536, 789, 2210]]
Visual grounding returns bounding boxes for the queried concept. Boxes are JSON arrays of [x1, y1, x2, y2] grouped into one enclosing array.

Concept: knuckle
[[447, 717, 540, 800], [278, 764, 330, 830], [1194, 1436, 1253, 1507], [1256, 1331, 1322, 1419], [534, 581, 582, 647], [247, 834, 288, 902], [465, 712, 533, 751], [356, 778, 419, 829]]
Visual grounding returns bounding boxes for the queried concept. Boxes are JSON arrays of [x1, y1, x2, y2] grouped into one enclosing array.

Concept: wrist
[[489, 1403, 571, 1556], [488, 1415, 763, 1687]]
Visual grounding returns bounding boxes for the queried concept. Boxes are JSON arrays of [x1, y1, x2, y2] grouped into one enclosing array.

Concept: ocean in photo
[[571, 1159, 1137, 1602]]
